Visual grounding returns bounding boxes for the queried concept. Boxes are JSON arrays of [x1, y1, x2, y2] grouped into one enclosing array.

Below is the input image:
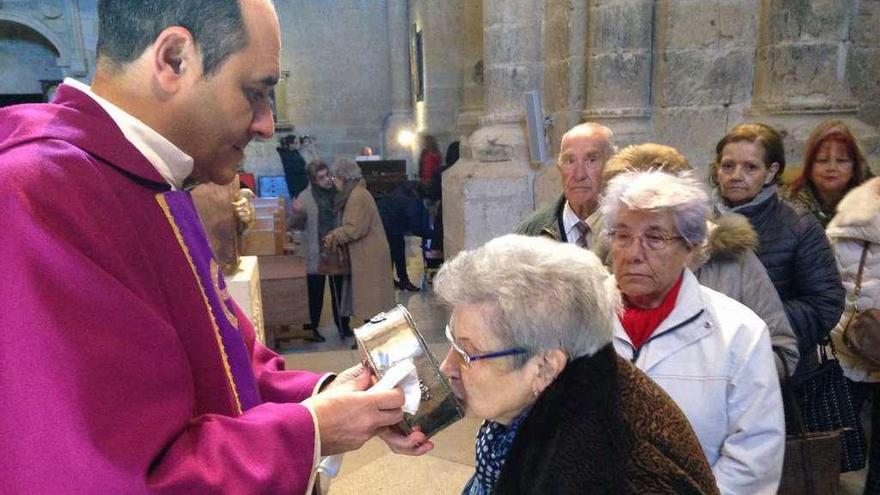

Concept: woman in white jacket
[[827, 177, 880, 494], [600, 170, 785, 495]]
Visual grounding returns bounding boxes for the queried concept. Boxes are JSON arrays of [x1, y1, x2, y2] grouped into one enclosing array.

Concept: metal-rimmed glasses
[[444, 324, 528, 367], [606, 228, 685, 252]]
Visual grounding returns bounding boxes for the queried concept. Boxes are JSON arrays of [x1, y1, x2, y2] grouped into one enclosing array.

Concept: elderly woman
[[782, 120, 872, 227], [290, 159, 351, 340], [827, 177, 880, 492], [596, 143, 798, 377], [601, 170, 784, 494], [435, 234, 718, 494], [711, 123, 844, 376], [323, 158, 393, 322]]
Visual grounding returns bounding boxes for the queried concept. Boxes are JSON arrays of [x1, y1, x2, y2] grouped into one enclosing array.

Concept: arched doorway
[[0, 20, 63, 107]]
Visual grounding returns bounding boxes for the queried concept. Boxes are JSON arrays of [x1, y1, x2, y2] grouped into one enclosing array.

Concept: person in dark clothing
[[290, 160, 352, 339], [376, 181, 430, 291], [710, 123, 845, 377], [277, 134, 308, 198], [418, 134, 443, 201]]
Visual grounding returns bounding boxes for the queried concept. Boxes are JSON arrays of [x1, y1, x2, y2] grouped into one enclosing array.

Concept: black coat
[[495, 345, 718, 494], [736, 192, 845, 375]]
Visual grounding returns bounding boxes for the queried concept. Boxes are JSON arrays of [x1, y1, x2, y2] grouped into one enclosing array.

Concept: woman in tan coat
[[324, 158, 394, 320]]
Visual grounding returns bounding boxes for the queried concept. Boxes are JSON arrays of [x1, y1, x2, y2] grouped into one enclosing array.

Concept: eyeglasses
[[444, 324, 528, 368], [607, 228, 685, 252]]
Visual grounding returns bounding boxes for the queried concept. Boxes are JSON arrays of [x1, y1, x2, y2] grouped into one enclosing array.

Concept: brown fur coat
[[495, 345, 719, 494]]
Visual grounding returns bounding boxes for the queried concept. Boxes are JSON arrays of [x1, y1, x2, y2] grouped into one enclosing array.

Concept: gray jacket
[[290, 185, 321, 274]]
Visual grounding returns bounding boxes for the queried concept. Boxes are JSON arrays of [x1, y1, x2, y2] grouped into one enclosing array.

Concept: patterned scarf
[[463, 408, 531, 495]]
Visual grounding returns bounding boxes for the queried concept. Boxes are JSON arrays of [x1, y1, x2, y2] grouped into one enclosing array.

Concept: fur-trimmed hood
[[689, 213, 758, 270], [827, 178, 880, 245]]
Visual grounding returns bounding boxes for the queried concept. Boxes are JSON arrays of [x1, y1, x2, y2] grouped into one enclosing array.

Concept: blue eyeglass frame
[[444, 324, 528, 366]]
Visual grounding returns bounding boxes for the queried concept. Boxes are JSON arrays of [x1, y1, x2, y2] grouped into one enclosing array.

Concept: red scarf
[[620, 274, 684, 350]]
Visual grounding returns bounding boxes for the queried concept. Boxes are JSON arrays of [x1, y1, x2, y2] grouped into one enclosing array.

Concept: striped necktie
[[575, 221, 590, 249]]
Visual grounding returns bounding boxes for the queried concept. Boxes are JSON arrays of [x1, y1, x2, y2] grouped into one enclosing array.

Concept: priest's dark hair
[[96, 0, 248, 76]]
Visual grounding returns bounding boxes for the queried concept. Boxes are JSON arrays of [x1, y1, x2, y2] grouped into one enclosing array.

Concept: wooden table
[[258, 255, 309, 349]]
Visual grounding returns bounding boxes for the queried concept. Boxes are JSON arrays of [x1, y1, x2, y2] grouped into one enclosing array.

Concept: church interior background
[[2, 1, 879, 493]]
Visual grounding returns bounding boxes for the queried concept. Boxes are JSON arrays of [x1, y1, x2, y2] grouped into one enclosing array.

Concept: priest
[[0, 1, 431, 493]]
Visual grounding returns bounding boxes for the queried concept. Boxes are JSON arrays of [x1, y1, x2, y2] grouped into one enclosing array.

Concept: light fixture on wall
[[397, 129, 416, 147]]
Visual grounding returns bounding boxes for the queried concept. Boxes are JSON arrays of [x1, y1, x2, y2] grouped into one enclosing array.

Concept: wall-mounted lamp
[[397, 129, 416, 147]]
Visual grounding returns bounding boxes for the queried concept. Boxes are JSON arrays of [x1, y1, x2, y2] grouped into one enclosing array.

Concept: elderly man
[[516, 122, 615, 248], [0, 1, 427, 493]]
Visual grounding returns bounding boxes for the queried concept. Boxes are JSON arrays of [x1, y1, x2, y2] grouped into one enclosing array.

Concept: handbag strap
[[842, 241, 871, 344], [778, 350, 809, 437], [852, 240, 870, 301]]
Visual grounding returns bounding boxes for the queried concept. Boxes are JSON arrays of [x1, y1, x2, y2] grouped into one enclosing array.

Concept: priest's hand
[[379, 426, 434, 456], [303, 365, 405, 456]]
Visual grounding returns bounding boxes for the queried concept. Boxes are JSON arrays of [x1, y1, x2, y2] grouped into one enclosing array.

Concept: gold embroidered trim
[[210, 259, 240, 328], [156, 194, 242, 414]]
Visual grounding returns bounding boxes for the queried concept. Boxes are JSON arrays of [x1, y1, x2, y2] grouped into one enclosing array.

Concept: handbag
[[784, 342, 866, 473], [778, 352, 841, 495], [318, 244, 350, 275], [842, 240, 880, 367]]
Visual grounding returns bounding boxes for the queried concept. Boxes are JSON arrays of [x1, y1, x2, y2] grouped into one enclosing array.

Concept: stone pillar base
[[442, 159, 536, 257]]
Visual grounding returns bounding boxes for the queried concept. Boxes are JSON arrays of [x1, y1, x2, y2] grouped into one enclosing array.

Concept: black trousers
[[387, 233, 411, 285], [306, 273, 349, 333], [848, 378, 880, 494]]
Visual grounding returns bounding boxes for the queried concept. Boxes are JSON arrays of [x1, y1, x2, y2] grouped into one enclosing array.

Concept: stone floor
[[272, 249, 870, 495]]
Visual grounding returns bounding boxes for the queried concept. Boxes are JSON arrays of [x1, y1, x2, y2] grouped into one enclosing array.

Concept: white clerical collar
[[64, 78, 193, 190]]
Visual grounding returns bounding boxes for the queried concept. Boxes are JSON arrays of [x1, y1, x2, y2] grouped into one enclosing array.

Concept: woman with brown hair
[[782, 120, 872, 227], [710, 123, 844, 377]]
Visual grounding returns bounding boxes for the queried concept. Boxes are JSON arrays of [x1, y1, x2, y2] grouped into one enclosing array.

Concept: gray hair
[[434, 234, 619, 367], [600, 170, 709, 247], [331, 158, 363, 182], [559, 122, 618, 161]]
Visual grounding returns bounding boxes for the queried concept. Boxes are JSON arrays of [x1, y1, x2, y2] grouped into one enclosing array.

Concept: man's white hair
[[599, 170, 709, 247], [434, 234, 619, 366], [559, 122, 617, 159]]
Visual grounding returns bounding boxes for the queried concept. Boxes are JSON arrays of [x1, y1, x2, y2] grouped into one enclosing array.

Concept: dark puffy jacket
[[735, 192, 845, 375]]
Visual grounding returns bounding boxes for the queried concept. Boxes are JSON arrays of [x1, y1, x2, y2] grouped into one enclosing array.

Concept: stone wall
[[0, 0, 92, 91], [244, 0, 395, 177], [410, 0, 465, 172], [532, 0, 879, 209]]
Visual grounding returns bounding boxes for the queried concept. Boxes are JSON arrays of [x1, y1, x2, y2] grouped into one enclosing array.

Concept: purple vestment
[[0, 84, 323, 494]]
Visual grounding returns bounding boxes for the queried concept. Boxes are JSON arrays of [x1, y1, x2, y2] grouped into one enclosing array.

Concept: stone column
[[535, 0, 587, 208], [455, 0, 484, 141], [582, 0, 654, 147], [443, 0, 544, 257], [382, 0, 415, 161], [751, 0, 878, 168]]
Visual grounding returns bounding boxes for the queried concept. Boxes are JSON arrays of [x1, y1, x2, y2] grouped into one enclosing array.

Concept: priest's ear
[[151, 26, 202, 95]]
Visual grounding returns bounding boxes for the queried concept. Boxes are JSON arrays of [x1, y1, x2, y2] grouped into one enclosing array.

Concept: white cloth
[[561, 202, 599, 248], [63, 78, 193, 190], [317, 359, 421, 478], [610, 270, 784, 495], [826, 178, 880, 382]]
